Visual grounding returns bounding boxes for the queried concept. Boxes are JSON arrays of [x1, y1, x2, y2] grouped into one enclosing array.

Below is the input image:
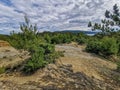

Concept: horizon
[[0, 29, 99, 35]]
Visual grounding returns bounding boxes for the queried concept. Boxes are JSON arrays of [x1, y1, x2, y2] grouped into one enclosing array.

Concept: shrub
[[100, 37, 119, 56], [86, 37, 119, 56], [0, 67, 5, 74], [76, 38, 86, 45], [44, 51, 64, 63], [23, 47, 47, 74], [39, 43, 55, 54], [10, 16, 60, 74], [51, 36, 61, 44], [86, 40, 102, 54]]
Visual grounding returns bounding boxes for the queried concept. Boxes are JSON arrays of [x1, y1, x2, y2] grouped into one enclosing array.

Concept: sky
[[0, 0, 120, 34]]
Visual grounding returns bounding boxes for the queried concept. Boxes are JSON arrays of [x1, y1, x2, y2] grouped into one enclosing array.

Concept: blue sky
[[0, 0, 120, 34]]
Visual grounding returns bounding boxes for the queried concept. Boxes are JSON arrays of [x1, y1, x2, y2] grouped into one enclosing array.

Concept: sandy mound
[[0, 41, 30, 69]]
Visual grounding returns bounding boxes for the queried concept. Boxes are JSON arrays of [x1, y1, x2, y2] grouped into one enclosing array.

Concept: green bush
[[23, 44, 63, 74], [76, 38, 86, 45], [86, 40, 102, 54], [23, 47, 47, 74], [8, 16, 63, 74], [51, 36, 62, 44], [0, 34, 10, 41], [44, 51, 64, 63], [86, 37, 119, 56], [39, 43, 55, 54], [100, 37, 119, 56]]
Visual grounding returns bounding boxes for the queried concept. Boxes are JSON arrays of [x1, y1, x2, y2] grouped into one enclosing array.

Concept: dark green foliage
[[76, 38, 86, 45], [113, 4, 119, 16], [86, 37, 119, 56], [23, 47, 46, 73], [51, 36, 62, 44], [105, 10, 110, 18], [0, 67, 5, 74], [86, 39, 102, 54], [39, 43, 55, 54], [0, 34, 10, 41], [50, 33, 72, 44], [100, 37, 118, 56], [44, 31, 89, 46], [44, 51, 64, 64], [44, 34, 51, 43], [36, 30, 89, 45]]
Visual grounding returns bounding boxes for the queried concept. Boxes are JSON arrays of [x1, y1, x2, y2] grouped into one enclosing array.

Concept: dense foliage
[[2, 16, 63, 74], [86, 37, 119, 56], [38, 31, 89, 45]]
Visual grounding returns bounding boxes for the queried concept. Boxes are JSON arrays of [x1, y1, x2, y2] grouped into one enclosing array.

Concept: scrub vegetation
[[0, 4, 120, 74]]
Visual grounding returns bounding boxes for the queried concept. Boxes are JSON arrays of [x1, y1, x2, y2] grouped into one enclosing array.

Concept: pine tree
[[105, 10, 110, 18], [88, 21, 92, 27], [113, 4, 119, 16], [89, 4, 120, 34]]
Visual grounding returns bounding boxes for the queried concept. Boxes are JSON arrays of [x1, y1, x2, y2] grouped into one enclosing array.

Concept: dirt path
[[55, 44, 117, 80]]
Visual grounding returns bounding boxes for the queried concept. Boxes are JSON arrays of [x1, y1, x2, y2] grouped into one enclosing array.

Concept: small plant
[[0, 67, 5, 74]]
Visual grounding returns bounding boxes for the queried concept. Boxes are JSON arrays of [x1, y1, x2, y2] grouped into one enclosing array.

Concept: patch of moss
[[0, 67, 5, 74]]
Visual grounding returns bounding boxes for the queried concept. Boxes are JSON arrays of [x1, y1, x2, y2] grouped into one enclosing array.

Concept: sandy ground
[[55, 43, 117, 80], [0, 46, 30, 68]]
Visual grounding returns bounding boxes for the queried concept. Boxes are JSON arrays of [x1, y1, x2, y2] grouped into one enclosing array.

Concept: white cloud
[[0, 0, 120, 34]]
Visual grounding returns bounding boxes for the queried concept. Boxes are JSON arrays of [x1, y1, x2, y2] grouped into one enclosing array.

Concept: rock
[[0, 64, 119, 90]]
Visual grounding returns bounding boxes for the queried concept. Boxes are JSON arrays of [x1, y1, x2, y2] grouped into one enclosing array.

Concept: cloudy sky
[[0, 0, 120, 34]]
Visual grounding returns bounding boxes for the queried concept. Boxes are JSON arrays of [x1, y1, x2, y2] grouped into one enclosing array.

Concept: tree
[[113, 4, 119, 16], [20, 15, 38, 41], [105, 10, 110, 18], [89, 4, 120, 34], [88, 21, 92, 27]]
